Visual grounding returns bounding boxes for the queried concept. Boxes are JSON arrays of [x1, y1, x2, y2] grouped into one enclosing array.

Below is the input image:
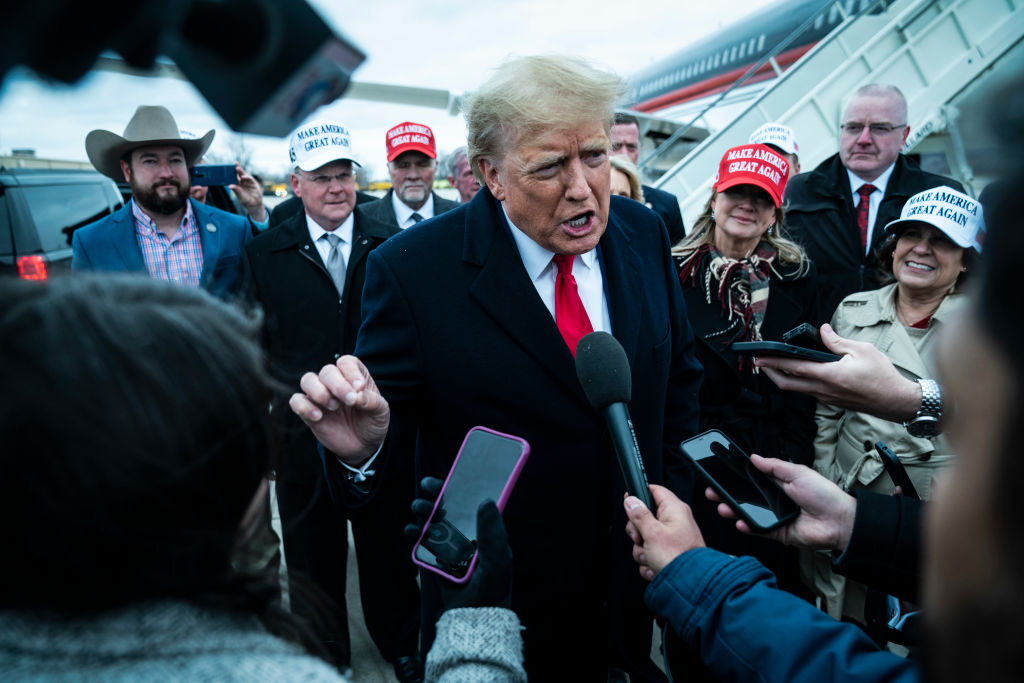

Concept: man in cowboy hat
[[72, 105, 252, 299]]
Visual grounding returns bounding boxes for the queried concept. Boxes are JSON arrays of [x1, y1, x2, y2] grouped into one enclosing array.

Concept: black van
[[0, 168, 123, 279]]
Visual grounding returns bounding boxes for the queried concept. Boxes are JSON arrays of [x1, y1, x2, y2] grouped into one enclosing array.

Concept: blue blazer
[[72, 200, 252, 298], [343, 189, 703, 679]]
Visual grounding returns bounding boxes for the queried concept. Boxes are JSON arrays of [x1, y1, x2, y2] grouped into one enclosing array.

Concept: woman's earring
[[767, 223, 775, 236]]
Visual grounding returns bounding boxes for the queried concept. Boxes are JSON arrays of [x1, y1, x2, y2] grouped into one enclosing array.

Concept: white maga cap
[[288, 119, 360, 171], [749, 123, 799, 155], [884, 185, 984, 252]]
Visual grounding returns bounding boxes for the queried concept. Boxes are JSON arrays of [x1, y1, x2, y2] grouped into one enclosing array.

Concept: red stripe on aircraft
[[632, 43, 815, 113]]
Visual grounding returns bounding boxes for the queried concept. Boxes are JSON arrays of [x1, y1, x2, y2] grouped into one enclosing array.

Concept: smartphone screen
[[681, 430, 800, 531], [413, 427, 530, 582]]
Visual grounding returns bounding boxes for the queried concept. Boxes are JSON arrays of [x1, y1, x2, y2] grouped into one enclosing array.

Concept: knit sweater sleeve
[[425, 607, 526, 682]]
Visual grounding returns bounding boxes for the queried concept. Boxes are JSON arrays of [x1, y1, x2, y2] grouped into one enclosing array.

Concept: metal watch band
[[916, 378, 942, 419]]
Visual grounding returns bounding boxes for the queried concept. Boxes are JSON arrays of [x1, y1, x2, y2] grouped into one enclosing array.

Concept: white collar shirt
[[306, 211, 355, 290], [502, 203, 610, 334], [392, 191, 435, 229], [847, 162, 896, 255]]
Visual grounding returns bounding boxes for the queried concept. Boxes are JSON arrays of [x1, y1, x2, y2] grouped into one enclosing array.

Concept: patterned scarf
[[678, 241, 779, 369]]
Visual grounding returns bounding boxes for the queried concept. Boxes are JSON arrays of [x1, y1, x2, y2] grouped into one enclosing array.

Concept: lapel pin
[[361, 238, 369, 245], [206, 223, 217, 233]]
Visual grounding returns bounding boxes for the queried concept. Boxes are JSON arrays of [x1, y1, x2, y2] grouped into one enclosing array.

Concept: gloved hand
[[405, 477, 513, 609]]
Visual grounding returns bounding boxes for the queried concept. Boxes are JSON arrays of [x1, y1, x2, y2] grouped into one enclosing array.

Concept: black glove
[[405, 477, 513, 609]]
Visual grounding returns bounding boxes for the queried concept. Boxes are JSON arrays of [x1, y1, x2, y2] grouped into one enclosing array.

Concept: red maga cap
[[386, 121, 436, 162], [714, 144, 790, 207]]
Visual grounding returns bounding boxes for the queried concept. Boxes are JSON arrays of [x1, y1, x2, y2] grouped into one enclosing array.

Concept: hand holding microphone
[[575, 331, 653, 509]]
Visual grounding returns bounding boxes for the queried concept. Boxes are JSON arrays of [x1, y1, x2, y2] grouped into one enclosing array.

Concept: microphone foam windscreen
[[574, 331, 632, 409]]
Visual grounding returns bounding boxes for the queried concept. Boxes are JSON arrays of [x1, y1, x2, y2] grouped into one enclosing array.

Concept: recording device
[[169, 0, 365, 135], [874, 441, 920, 499], [1, 0, 365, 137], [782, 323, 830, 352], [411, 427, 530, 583], [681, 429, 800, 532], [575, 331, 653, 509], [189, 164, 237, 186], [731, 341, 841, 363]]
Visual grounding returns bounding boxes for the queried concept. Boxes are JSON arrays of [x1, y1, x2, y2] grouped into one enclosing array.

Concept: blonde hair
[[671, 190, 808, 273], [609, 156, 645, 202], [464, 55, 625, 182]]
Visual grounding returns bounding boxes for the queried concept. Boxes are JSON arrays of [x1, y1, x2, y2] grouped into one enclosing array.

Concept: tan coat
[[813, 283, 963, 500], [807, 283, 964, 622]]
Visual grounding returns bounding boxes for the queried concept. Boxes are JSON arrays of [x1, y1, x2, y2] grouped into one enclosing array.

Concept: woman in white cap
[[810, 185, 982, 624]]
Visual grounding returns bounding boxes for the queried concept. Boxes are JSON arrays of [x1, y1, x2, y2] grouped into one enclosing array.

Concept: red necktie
[[553, 253, 593, 356], [856, 183, 877, 253]]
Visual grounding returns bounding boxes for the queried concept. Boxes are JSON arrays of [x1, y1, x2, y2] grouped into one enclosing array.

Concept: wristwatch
[[905, 378, 943, 438]]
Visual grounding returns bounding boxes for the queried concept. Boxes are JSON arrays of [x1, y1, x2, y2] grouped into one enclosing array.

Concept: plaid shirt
[[132, 199, 204, 287]]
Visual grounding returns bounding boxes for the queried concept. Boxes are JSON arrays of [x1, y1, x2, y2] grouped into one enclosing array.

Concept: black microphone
[[575, 331, 653, 509]]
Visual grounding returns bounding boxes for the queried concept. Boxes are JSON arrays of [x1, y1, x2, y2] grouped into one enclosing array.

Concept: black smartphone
[[782, 323, 830, 353], [190, 163, 238, 186], [412, 427, 530, 583], [681, 429, 800, 532], [874, 441, 920, 500], [732, 340, 841, 363]]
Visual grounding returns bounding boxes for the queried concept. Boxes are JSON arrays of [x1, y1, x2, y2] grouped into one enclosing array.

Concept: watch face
[[907, 416, 941, 439]]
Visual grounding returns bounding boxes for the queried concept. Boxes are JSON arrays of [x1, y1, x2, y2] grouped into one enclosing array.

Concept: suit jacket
[[642, 184, 685, 246], [71, 200, 252, 299], [785, 153, 963, 314], [348, 189, 703, 679], [358, 188, 460, 229], [243, 206, 398, 482]]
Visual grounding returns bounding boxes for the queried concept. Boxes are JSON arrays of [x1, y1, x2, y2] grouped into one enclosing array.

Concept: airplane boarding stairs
[[649, 0, 1024, 230]]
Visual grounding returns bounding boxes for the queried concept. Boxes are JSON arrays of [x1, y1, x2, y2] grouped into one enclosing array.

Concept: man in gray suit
[[360, 121, 459, 229]]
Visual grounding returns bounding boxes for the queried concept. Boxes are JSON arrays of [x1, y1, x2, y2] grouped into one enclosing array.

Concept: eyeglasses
[[300, 171, 353, 186], [840, 123, 907, 137]]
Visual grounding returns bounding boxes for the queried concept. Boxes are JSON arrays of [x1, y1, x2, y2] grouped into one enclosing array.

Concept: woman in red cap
[[671, 144, 822, 597]]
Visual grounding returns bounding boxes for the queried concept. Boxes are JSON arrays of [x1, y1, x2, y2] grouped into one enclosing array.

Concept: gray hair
[[445, 146, 469, 178], [463, 55, 625, 182], [841, 83, 908, 125]]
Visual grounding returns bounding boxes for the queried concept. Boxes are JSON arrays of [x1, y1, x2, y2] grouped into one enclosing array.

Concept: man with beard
[[359, 121, 459, 230], [72, 105, 252, 299]]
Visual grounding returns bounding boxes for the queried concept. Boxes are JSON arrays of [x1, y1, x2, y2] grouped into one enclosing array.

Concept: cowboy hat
[[85, 105, 215, 181]]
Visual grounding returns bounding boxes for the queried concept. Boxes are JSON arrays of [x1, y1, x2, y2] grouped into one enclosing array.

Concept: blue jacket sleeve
[[646, 548, 919, 683]]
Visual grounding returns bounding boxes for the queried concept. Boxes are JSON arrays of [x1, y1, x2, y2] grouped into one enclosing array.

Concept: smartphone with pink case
[[411, 426, 530, 583]]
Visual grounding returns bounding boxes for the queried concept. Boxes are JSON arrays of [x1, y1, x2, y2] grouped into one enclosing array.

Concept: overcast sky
[[0, 0, 775, 181]]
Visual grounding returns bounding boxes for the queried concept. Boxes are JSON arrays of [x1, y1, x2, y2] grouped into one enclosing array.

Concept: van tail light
[[17, 255, 48, 280]]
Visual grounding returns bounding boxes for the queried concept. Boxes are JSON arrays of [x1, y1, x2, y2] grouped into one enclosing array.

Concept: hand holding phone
[[732, 341, 841, 363], [682, 430, 800, 532], [411, 427, 529, 583], [874, 441, 920, 499]]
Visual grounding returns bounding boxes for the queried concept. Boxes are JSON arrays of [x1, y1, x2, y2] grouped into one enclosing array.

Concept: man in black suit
[[291, 56, 703, 681], [359, 121, 460, 230], [611, 112, 686, 245], [784, 83, 965, 312], [242, 119, 423, 682]]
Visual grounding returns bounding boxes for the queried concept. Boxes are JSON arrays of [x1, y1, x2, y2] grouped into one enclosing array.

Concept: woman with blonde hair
[[672, 143, 823, 596], [609, 155, 645, 202]]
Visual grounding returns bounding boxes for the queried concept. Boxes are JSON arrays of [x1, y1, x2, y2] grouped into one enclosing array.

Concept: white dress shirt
[[502, 204, 611, 334], [847, 162, 895, 255], [392, 191, 435, 229], [306, 211, 355, 292]]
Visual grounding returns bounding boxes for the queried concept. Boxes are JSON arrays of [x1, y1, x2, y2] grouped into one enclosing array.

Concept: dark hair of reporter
[[0, 274, 327, 659], [923, 75, 1024, 683], [876, 226, 975, 287]]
